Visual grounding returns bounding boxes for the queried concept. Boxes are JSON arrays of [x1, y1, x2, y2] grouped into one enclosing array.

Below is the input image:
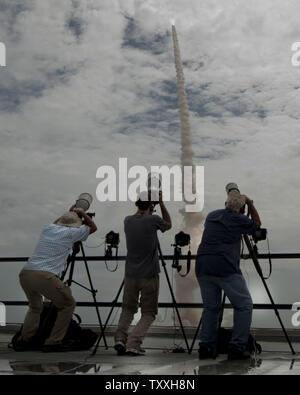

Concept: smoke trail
[[172, 25, 205, 326]]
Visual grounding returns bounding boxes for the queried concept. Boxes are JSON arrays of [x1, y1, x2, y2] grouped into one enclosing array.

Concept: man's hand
[[73, 208, 97, 234], [69, 204, 76, 212], [73, 208, 85, 216]]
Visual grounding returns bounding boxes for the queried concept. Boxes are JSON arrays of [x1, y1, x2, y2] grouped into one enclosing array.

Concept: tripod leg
[[162, 264, 190, 352], [260, 275, 296, 355], [79, 243, 108, 350], [91, 280, 124, 356], [189, 317, 202, 354], [243, 235, 296, 355], [158, 242, 190, 353]]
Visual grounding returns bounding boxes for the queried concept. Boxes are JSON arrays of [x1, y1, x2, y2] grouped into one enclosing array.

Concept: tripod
[[190, 234, 296, 355], [243, 234, 295, 355], [157, 238, 190, 352], [61, 241, 108, 349], [91, 236, 190, 355]]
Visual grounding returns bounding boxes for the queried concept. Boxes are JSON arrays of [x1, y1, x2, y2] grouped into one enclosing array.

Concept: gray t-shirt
[[124, 213, 169, 278]]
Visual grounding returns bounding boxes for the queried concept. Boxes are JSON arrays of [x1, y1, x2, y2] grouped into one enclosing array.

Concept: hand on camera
[[73, 208, 85, 216]]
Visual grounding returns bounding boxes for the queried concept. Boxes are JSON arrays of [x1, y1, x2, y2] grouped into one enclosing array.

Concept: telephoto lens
[[76, 193, 93, 212], [225, 183, 240, 195], [147, 173, 161, 203]]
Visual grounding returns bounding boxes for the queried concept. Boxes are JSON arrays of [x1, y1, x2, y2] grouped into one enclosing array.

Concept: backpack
[[217, 327, 262, 354], [9, 303, 98, 351]]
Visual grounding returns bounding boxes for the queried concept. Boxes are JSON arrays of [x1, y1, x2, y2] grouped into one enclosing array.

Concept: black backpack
[[217, 327, 262, 354], [9, 303, 98, 351]]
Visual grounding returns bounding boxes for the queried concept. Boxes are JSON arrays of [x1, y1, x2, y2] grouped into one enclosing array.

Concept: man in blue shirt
[[196, 192, 261, 360], [16, 205, 97, 352]]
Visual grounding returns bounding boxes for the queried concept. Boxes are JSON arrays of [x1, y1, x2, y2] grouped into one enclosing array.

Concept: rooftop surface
[[1, 328, 300, 375]]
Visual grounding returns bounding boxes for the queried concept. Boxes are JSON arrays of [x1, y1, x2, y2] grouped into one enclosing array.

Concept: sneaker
[[114, 340, 126, 356], [198, 344, 214, 360], [126, 347, 145, 356], [227, 345, 251, 361], [13, 338, 36, 352], [42, 343, 71, 353]]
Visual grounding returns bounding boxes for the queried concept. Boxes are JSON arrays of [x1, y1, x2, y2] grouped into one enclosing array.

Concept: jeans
[[197, 274, 253, 351]]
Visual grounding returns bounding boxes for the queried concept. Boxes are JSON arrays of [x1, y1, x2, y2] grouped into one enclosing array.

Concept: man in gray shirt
[[114, 191, 171, 356]]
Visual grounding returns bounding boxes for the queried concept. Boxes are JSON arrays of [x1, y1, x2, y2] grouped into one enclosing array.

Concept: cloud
[[1, 0, 300, 327]]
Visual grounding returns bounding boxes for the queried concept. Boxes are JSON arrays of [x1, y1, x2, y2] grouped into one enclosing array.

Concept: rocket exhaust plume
[[172, 25, 205, 326]]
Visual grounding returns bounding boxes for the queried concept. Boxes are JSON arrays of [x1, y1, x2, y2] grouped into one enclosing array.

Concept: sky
[[1, 0, 300, 331]]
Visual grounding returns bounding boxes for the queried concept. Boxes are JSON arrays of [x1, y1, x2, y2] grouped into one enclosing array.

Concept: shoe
[[198, 344, 214, 360], [114, 340, 126, 356], [13, 338, 36, 352], [126, 347, 145, 356], [227, 345, 251, 360], [42, 343, 71, 353]]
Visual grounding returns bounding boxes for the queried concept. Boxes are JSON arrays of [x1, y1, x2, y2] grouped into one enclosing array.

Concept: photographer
[[114, 191, 171, 356], [196, 192, 261, 360], [15, 205, 97, 352]]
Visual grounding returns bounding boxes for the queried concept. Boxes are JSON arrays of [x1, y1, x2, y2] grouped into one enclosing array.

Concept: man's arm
[[73, 208, 98, 234], [159, 192, 172, 230], [245, 196, 262, 228]]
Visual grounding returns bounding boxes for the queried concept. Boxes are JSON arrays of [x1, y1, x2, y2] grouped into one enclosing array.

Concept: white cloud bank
[[1, 0, 300, 327]]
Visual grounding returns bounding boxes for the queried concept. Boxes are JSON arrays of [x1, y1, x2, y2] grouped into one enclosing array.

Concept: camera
[[172, 231, 191, 276], [253, 228, 267, 243], [105, 231, 120, 248], [86, 212, 95, 219], [174, 231, 191, 247]]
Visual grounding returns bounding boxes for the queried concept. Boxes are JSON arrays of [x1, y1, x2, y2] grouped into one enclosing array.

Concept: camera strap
[[104, 244, 119, 272], [177, 249, 191, 277], [264, 237, 272, 280]]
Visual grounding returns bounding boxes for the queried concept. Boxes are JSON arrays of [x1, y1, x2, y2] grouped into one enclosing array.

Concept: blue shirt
[[196, 209, 256, 277], [23, 224, 90, 276]]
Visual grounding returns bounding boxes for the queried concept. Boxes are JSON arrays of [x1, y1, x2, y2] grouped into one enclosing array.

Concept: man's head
[[55, 211, 82, 227], [225, 191, 246, 213], [135, 191, 153, 213]]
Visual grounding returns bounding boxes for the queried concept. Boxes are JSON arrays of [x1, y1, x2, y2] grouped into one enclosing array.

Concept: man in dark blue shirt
[[196, 192, 261, 360]]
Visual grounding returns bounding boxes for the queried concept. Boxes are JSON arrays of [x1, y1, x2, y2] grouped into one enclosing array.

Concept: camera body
[[175, 231, 191, 247], [105, 231, 120, 248], [253, 228, 267, 243]]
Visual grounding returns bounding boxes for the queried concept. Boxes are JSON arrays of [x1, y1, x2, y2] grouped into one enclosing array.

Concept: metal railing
[[0, 253, 298, 311]]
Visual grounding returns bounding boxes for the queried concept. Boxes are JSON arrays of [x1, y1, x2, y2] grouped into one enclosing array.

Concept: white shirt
[[23, 224, 90, 275]]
